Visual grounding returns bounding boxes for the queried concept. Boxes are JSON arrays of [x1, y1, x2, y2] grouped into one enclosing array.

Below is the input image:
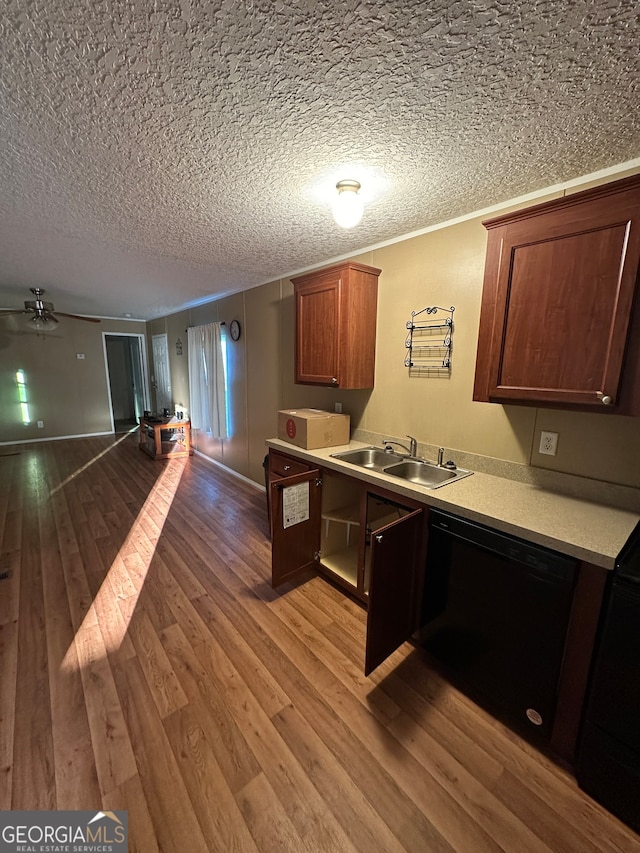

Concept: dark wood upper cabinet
[[291, 261, 381, 389], [474, 175, 640, 413]]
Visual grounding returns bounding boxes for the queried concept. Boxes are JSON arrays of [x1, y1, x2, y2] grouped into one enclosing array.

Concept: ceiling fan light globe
[[30, 315, 51, 330]]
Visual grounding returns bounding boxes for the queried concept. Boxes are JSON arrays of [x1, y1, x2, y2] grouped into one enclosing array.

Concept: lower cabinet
[[267, 450, 608, 767], [269, 450, 427, 674]]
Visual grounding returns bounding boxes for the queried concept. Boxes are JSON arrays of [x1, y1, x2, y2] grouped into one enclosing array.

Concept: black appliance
[[421, 510, 578, 740], [576, 523, 640, 834]]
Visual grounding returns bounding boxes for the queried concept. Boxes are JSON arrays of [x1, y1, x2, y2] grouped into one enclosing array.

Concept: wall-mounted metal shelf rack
[[405, 306, 454, 376]]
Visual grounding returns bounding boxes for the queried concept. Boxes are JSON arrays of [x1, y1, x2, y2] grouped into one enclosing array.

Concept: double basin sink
[[330, 446, 472, 489]]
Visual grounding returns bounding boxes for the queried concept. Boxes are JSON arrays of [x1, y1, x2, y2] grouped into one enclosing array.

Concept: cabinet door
[[295, 275, 341, 385], [478, 178, 640, 409], [271, 469, 322, 587], [364, 508, 423, 676], [267, 450, 312, 535]]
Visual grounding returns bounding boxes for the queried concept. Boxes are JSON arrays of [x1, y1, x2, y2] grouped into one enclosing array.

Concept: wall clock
[[229, 319, 241, 341]]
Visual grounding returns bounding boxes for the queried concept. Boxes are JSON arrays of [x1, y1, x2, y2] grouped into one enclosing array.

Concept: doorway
[[103, 333, 150, 433]]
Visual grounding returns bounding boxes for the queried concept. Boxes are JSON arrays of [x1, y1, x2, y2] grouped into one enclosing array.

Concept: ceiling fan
[[0, 288, 100, 327]]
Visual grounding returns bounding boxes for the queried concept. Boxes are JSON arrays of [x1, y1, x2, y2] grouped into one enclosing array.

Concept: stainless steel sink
[[330, 446, 406, 470], [383, 459, 473, 489], [331, 446, 472, 488]]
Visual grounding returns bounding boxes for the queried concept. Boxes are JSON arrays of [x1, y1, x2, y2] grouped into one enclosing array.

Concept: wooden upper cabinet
[[474, 175, 640, 413], [292, 261, 381, 389]]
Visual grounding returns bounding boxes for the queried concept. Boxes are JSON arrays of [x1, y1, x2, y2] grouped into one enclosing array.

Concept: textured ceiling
[[0, 0, 638, 320]]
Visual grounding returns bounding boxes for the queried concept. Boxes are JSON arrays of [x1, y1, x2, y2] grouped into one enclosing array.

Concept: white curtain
[[187, 322, 228, 438]]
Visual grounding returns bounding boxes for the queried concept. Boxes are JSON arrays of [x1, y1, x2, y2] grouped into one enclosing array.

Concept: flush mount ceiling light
[[332, 179, 364, 228]]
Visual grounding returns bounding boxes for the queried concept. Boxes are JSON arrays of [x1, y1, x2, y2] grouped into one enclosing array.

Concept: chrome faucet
[[382, 435, 418, 457], [437, 447, 444, 466]]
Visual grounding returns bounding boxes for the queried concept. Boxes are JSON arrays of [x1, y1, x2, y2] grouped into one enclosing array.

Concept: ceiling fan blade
[[54, 312, 101, 323]]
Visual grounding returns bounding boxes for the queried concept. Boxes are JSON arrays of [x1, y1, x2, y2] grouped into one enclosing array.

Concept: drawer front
[[269, 451, 311, 480]]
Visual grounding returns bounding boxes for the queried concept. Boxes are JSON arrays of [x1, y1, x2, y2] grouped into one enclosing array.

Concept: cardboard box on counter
[[278, 408, 350, 449]]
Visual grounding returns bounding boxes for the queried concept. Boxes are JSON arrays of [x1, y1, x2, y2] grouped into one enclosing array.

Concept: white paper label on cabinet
[[282, 482, 310, 529]]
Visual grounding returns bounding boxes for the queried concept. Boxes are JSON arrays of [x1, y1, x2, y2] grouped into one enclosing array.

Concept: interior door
[[365, 509, 423, 676], [271, 468, 321, 587], [152, 333, 172, 412], [128, 336, 147, 420]]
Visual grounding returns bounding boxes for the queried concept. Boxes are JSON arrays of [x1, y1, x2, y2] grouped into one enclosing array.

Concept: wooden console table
[[139, 416, 193, 460]]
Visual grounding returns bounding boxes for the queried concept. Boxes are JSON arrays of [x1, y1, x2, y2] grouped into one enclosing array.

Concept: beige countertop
[[266, 438, 640, 570]]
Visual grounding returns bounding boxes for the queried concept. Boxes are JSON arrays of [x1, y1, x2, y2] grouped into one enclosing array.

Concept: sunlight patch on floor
[[60, 456, 187, 672], [49, 428, 138, 496]]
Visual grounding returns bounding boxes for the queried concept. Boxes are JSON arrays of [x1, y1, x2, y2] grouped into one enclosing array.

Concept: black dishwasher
[[420, 510, 577, 740], [576, 523, 640, 834]]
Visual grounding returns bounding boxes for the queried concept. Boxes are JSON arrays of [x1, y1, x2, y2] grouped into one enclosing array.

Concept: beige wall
[[164, 171, 640, 491], [245, 280, 284, 480], [0, 317, 146, 444], [13, 172, 628, 481], [360, 213, 640, 489], [362, 213, 562, 464], [146, 310, 191, 416], [161, 289, 282, 483]]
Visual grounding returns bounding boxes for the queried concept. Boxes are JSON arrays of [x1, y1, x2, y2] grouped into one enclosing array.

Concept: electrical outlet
[[334, 402, 342, 413], [37, 420, 44, 428], [539, 430, 558, 456]]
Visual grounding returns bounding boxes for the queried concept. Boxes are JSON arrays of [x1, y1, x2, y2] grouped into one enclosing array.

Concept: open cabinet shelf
[[269, 447, 428, 675], [321, 543, 360, 586]]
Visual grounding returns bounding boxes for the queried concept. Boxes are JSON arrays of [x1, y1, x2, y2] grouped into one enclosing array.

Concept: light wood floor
[[1, 433, 639, 852]]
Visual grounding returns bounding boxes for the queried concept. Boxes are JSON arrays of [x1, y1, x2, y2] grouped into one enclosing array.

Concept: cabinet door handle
[[331, 377, 338, 384], [375, 534, 383, 543], [600, 395, 612, 406], [283, 464, 291, 471]]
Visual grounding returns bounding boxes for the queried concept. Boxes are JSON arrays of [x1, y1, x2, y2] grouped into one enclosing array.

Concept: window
[[16, 369, 31, 425], [187, 323, 228, 438]]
